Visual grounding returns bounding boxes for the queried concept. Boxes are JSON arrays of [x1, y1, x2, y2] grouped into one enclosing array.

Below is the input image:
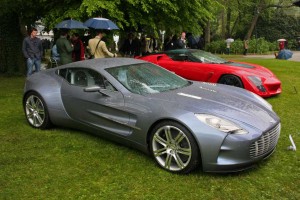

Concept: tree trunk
[[204, 20, 211, 46], [245, 12, 260, 40], [0, 13, 25, 75], [221, 9, 226, 39], [226, 7, 231, 37], [244, 1, 265, 40]]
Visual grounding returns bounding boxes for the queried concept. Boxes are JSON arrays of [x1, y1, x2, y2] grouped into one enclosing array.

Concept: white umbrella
[[277, 38, 286, 42], [226, 38, 234, 43]]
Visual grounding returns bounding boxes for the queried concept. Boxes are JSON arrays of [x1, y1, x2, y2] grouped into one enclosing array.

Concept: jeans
[[27, 58, 41, 76]]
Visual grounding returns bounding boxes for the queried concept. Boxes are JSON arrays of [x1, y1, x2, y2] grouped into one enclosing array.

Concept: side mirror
[[83, 86, 101, 92], [84, 86, 111, 97]]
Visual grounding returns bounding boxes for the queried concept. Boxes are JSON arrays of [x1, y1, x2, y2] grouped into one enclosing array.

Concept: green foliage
[[1, 0, 300, 74], [205, 40, 226, 54], [257, 10, 300, 46], [0, 57, 300, 199], [206, 38, 279, 54], [211, 0, 299, 42], [40, 0, 216, 37], [230, 39, 244, 54], [0, 14, 25, 75]]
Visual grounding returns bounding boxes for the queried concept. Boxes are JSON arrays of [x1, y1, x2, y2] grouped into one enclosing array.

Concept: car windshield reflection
[[190, 50, 228, 64], [106, 63, 190, 95]]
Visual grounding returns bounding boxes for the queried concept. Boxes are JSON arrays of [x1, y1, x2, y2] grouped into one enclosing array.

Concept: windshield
[[106, 63, 190, 95], [190, 50, 228, 64]]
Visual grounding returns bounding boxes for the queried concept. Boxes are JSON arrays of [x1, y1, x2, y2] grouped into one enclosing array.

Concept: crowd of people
[[118, 31, 204, 57], [52, 29, 117, 66], [22, 27, 204, 76]]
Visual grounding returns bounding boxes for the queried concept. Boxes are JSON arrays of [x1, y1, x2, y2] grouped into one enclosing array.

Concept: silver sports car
[[23, 58, 281, 174]]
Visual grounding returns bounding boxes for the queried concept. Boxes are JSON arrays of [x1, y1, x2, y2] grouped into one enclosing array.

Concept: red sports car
[[137, 49, 281, 97]]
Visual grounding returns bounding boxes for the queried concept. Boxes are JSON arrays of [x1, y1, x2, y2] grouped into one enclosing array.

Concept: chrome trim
[[249, 123, 281, 158]]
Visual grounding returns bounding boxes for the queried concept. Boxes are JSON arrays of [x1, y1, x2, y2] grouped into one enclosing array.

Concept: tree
[[44, 0, 214, 36], [0, 0, 215, 74], [208, 0, 297, 41], [0, 0, 58, 74]]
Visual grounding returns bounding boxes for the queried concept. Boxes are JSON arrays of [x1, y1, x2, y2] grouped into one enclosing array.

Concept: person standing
[[22, 27, 43, 76], [225, 37, 234, 55], [56, 30, 74, 65], [140, 34, 149, 56], [88, 30, 116, 58], [243, 39, 249, 55], [279, 41, 285, 50], [71, 33, 85, 61], [177, 32, 187, 49], [169, 34, 180, 50], [186, 33, 198, 49], [51, 43, 60, 62], [120, 32, 136, 57]]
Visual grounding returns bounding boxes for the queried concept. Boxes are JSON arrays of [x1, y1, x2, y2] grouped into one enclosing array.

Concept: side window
[[169, 53, 188, 61], [56, 68, 116, 91]]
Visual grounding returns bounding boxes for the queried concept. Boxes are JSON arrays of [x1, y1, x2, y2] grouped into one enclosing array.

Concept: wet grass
[[0, 58, 299, 199]]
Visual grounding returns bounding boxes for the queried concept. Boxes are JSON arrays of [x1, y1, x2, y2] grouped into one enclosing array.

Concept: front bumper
[[202, 123, 281, 172]]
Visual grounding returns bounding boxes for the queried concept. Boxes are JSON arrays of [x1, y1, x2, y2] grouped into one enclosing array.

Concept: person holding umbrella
[[225, 37, 234, 55], [71, 33, 85, 61], [56, 29, 74, 64], [88, 30, 116, 59]]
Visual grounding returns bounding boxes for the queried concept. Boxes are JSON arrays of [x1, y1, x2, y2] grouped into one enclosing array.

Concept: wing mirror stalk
[[83, 86, 110, 96]]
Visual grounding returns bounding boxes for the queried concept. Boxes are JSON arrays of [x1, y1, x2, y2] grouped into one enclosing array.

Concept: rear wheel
[[218, 74, 244, 88], [150, 121, 200, 174], [24, 92, 52, 129]]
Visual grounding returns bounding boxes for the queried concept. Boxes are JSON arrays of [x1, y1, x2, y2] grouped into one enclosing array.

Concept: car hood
[[224, 61, 255, 69], [148, 81, 279, 131], [224, 61, 275, 77]]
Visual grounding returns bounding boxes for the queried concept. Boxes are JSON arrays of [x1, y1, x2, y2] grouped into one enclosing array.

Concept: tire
[[218, 74, 244, 88], [24, 92, 52, 129], [150, 121, 200, 174]]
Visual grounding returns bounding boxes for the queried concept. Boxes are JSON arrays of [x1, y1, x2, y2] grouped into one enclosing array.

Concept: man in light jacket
[[88, 31, 117, 58]]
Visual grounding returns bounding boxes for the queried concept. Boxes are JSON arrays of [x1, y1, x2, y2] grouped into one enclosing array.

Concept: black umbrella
[[55, 19, 88, 29], [83, 18, 119, 30]]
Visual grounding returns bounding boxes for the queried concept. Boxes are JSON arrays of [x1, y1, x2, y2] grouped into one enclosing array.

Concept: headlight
[[195, 114, 248, 134], [248, 76, 266, 92]]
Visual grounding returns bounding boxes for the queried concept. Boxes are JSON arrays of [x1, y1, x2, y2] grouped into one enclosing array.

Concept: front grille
[[249, 123, 281, 158], [266, 83, 281, 93]]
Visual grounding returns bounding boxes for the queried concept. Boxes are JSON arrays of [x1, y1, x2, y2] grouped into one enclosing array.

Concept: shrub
[[206, 38, 278, 54]]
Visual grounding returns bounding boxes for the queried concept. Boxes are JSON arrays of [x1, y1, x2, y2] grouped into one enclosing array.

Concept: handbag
[[89, 39, 101, 59]]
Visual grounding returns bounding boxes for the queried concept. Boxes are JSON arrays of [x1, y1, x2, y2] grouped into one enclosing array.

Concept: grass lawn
[[0, 57, 299, 199]]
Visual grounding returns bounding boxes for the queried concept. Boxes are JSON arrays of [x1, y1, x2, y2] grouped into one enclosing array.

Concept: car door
[[59, 67, 132, 136], [157, 55, 209, 82]]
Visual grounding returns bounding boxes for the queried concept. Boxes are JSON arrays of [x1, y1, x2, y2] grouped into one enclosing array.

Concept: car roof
[[166, 49, 203, 54], [57, 58, 147, 70], [166, 49, 190, 54]]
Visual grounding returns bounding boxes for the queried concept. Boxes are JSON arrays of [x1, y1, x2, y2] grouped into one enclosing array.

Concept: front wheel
[[150, 121, 200, 174], [24, 92, 52, 129], [218, 74, 244, 88]]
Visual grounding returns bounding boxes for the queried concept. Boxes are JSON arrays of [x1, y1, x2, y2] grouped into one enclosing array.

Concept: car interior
[[56, 68, 116, 91]]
